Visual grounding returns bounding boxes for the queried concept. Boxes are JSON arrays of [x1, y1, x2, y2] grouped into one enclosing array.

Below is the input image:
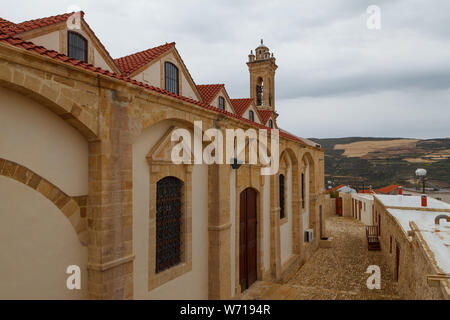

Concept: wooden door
[[336, 197, 343, 216], [239, 188, 257, 292]]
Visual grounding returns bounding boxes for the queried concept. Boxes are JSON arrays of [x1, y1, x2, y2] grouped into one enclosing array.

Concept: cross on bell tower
[[247, 39, 278, 111]]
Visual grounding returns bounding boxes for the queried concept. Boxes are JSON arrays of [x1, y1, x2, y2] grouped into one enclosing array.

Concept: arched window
[[165, 62, 179, 94], [219, 96, 225, 110], [156, 176, 183, 273], [256, 77, 263, 106], [68, 31, 87, 62], [249, 110, 254, 122], [268, 119, 273, 128], [279, 174, 285, 219]]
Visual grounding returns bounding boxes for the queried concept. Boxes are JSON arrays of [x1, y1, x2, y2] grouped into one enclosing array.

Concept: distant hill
[[310, 137, 450, 190]]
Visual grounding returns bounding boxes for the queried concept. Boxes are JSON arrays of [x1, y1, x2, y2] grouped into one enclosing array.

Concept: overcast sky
[[3, 0, 450, 139]]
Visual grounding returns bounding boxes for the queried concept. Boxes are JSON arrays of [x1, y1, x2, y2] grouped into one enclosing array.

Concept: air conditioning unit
[[304, 229, 314, 243]]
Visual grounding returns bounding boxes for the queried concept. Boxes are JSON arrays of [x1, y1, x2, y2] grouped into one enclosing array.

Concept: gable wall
[[132, 51, 199, 101], [242, 105, 262, 124], [26, 24, 115, 72], [27, 30, 60, 52], [211, 89, 234, 113]]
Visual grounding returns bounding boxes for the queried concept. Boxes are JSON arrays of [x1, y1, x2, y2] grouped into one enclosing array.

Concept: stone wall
[[0, 41, 326, 300], [324, 195, 336, 217], [375, 199, 449, 300]]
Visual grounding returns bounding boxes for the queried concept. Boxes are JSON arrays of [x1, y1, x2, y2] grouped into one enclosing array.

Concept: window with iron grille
[[280, 174, 285, 219], [249, 110, 254, 122], [156, 176, 183, 273], [219, 96, 225, 110], [68, 31, 87, 62], [165, 62, 179, 94]]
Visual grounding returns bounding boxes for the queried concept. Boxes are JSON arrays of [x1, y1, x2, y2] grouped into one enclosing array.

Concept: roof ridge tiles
[[0, 31, 309, 147]]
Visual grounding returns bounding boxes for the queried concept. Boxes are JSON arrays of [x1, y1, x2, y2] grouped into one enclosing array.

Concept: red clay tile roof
[[257, 110, 273, 124], [230, 98, 253, 116], [0, 29, 312, 148], [0, 18, 14, 30], [1, 12, 76, 36], [196, 84, 224, 104], [375, 184, 400, 194], [1, 12, 120, 74], [114, 42, 175, 76]]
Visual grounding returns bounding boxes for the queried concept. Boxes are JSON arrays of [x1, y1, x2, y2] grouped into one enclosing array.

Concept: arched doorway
[[239, 187, 258, 292]]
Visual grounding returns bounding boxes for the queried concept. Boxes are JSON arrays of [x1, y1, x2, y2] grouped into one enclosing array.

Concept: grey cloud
[[2, 0, 450, 138]]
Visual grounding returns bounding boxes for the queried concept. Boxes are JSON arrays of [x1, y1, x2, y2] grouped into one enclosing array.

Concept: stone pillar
[[270, 173, 282, 280], [87, 87, 134, 299], [208, 163, 231, 299]]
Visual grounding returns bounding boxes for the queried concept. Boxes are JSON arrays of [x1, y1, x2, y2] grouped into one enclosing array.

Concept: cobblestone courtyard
[[241, 216, 401, 300]]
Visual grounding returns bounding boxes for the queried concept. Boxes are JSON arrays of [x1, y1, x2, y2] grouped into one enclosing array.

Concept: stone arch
[[0, 158, 87, 245], [279, 148, 301, 259], [0, 65, 97, 140], [136, 104, 214, 137]]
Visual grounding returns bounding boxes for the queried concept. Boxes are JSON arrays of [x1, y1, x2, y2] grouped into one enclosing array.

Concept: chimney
[[398, 186, 403, 195], [421, 194, 427, 207]]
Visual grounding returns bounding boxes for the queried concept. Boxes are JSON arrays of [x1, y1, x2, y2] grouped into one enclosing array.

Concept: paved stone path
[[241, 216, 401, 300]]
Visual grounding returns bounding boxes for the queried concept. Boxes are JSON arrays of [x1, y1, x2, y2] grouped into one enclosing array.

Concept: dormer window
[[219, 96, 225, 110], [68, 31, 87, 62], [268, 119, 273, 128], [165, 62, 179, 95], [249, 110, 254, 122]]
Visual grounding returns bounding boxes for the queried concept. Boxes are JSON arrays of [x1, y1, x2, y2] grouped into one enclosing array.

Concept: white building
[[351, 193, 374, 226]]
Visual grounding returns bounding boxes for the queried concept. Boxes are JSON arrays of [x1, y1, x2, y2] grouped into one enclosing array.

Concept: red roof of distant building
[[375, 184, 401, 194], [196, 84, 224, 104], [114, 42, 175, 76], [358, 189, 374, 194], [328, 184, 345, 192]]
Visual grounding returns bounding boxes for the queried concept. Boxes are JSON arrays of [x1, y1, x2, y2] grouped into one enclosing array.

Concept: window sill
[[148, 261, 192, 291], [280, 216, 288, 226]]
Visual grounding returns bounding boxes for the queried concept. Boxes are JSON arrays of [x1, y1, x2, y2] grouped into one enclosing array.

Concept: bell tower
[[247, 39, 278, 111]]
